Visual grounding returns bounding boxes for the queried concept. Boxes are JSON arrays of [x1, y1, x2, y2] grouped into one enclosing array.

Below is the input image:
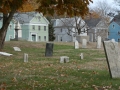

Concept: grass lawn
[[0, 41, 120, 90]]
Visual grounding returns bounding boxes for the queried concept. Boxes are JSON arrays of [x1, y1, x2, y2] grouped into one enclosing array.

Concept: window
[[108, 32, 109, 35], [118, 39, 120, 42], [38, 26, 41, 30], [113, 25, 114, 28], [61, 29, 62, 32], [38, 36, 41, 41], [32, 25, 35, 30], [61, 37, 62, 41], [38, 16, 41, 21], [44, 36, 46, 41], [44, 26, 46, 31], [118, 31, 120, 35]]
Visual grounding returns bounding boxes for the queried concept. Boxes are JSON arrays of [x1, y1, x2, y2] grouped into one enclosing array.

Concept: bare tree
[[90, 0, 114, 19], [58, 17, 87, 37]]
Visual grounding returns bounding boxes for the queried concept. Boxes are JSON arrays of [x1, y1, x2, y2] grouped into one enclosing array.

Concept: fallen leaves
[[0, 82, 6, 90], [12, 77, 17, 82], [92, 85, 112, 90]]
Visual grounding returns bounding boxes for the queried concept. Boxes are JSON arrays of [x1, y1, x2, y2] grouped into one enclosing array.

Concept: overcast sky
[[89, 0, 115, 7]]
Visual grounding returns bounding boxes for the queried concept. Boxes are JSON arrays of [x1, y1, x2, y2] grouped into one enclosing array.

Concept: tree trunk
[[0, 11, 15, 51], [0, 29, 7, 50]]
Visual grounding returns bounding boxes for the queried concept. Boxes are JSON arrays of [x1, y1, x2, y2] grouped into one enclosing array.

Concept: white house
[[52, 17, 87, 42]]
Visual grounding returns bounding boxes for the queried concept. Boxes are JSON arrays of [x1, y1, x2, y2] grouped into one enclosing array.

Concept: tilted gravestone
[[103, 40, 120, 78], [45, 42, 54, 56], [74, 40, 79, 49]]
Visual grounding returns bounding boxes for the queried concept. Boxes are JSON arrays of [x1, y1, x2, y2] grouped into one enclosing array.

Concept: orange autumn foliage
[[0, 0, 36, 14], [36, 0, 93, 18]]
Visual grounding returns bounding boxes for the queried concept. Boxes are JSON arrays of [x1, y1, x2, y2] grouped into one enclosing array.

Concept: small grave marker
[[80, 53, 83, 59], [24, 53, 28, 62], [60, 56, 69, 63]]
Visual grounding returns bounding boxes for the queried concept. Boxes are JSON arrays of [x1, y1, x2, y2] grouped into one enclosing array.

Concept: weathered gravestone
[[82, 39, 87, 48], [74, 40, 79, 49], [45, 42, 54, 56], [103, 40, 120, 78], [97, 36, 101, 48]]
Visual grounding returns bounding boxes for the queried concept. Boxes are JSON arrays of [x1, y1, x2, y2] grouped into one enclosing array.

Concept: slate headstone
[[103, 40, 120, 78], [45, 42, 54, 56]]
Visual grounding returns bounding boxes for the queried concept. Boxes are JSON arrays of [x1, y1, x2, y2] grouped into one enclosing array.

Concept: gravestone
[[45, 42, 54, 56], [13, 47, 21, 51], [97, 36, 101, 48], [82, 39, 87, 48], [60, 56, 69, 63], [74, 40, 79, 49], [0, 52, 13, 56], [80, 53, 83, 59], [24, 53, 28, 62], [103, 40, 120, 78]]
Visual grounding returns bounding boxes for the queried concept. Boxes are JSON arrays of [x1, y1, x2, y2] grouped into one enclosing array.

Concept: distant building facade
[[108, 14, 120, 42]]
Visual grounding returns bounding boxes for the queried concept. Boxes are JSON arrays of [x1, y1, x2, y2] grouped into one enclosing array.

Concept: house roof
[[84, 18, 101, 28], [14, 12, 36, 23], [111, 14, 120, 25], [52, 17, 85, 28], [14, 12, 50, 24]]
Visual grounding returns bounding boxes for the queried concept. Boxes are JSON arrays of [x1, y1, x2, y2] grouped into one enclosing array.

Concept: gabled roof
[[14, 12, 50, 24], [84, 18, 101, 28], [110, 14, 120, 25], [14, 12, 36, 23]]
